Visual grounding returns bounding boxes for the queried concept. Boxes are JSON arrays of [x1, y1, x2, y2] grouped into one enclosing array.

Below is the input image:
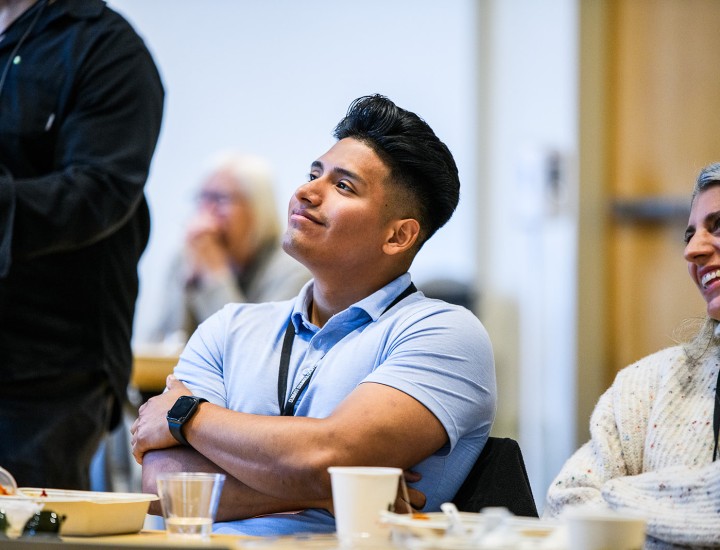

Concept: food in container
[[1, 488, 158, 536]]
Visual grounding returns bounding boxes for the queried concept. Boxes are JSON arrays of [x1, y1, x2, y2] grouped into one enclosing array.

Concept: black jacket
[[0, 0, 164, 426]]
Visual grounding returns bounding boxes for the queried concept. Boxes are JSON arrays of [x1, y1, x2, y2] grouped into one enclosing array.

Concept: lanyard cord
[[714, 365, 720, 461], [277, 283, 417, 416]]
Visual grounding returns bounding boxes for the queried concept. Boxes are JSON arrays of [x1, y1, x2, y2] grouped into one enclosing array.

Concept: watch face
[[168, 396, 197, 421]]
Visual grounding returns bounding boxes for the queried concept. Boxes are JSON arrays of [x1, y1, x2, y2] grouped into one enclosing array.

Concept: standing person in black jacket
[[0, 0, 164, 490]]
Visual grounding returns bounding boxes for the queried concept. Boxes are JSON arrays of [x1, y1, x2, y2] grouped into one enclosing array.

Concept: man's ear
[[383, 218, 420, 256]]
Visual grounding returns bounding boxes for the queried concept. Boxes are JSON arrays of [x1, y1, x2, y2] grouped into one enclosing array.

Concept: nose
[[684, 229, 714, 264], [201, 200, 223, 215], [293, 177, 322, 205]]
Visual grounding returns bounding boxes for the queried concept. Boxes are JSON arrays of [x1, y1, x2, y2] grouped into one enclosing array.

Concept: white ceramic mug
[[565, 509, 646, 550]]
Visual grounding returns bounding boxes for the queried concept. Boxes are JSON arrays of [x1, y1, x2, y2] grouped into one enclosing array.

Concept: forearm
[[545, 387, 636, 517], [133, 378, 447, 507], [183, 407, 340, 502], [142, 447, 331, 521], [181, 385, 446, 503], [602, 462, 720, 546], [544, 442, 607, 516]]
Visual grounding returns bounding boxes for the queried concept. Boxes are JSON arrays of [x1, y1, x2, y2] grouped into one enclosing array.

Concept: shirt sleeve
[[172, 308, 230, 407], [545, 351, 668, 517], [363, 303, 496, 450], [0, 178, 14, 275], [0, 20, 164, 275], [602, 461, 720, 546], [544, 386, 631, 516], [545, 348, 720, 546]]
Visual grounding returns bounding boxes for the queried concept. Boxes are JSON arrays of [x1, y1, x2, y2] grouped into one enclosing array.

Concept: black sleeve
[[0, 15, 164, 275]]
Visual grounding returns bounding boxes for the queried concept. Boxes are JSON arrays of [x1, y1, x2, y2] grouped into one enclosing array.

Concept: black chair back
[[451, 436, 538, 517]]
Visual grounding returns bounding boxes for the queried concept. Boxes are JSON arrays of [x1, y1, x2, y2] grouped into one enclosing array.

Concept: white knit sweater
[[545, 345, 720, 548]]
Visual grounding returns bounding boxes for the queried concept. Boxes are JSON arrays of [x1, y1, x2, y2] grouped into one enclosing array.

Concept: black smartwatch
[[167, 395, 208, 446]]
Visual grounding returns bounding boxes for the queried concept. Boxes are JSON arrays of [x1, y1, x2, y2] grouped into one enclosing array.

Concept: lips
[[290, 208, 323, 225], [700, 268, 720, 289]]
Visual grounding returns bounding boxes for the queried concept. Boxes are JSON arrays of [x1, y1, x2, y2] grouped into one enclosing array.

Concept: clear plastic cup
[[0, 466, 18, 495], [156, 472, 225, 539]]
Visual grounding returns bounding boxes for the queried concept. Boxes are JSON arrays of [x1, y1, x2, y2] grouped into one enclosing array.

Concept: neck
[[307, 282, 354, 328], [309, 268, 407, 327], [0, 0, 38, 34]]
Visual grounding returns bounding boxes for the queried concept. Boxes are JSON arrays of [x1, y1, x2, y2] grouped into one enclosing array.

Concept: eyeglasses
[[195, 190, 241, 207]]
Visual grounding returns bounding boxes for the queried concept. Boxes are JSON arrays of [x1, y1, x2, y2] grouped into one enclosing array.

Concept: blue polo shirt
[[174, 273, 496, 536]]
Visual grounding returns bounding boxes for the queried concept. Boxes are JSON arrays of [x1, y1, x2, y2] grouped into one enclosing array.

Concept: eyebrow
[[685, 210, 720, 241], [684, 225, 694, 243], [311, 160, 366, 185]]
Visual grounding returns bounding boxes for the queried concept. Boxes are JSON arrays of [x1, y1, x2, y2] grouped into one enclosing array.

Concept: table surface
[[131, 355, 179, 393], [63, 530, 251, 548], [6, 525, 565, 549], [43, 530, 347, 549]]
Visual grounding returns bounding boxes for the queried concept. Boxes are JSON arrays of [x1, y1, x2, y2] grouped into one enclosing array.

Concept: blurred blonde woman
[[545, 162, 720, 549], [152, 152, 311, 344]]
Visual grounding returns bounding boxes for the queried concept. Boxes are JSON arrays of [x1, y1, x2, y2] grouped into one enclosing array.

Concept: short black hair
[[333, 94, 460, 247]]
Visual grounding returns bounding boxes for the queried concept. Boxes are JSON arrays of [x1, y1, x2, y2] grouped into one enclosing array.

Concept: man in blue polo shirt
[[131, 94, 496, 536]]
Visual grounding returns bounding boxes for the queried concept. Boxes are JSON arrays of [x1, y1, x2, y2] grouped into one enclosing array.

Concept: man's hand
[[142, 447, 334, 520], [130, 375, 193, 464], [393, 470, 426, 514]]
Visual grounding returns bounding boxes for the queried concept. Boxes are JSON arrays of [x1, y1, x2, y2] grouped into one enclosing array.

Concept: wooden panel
[[609, 0, 720, 197], [606, 0, 720, 373], [609, 223, 704, 368]]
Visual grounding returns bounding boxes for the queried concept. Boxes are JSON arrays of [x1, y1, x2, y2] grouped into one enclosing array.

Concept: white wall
[[107, 0, 480, 342], [479, 0, 579, 512], [112, 0, 584, 512]]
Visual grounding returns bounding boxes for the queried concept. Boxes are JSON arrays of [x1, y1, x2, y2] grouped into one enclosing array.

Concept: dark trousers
[[0, 370, 113, 490]]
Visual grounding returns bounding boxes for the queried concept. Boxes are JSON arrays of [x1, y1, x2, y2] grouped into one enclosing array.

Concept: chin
[[708, 306, 720, 321], [281, 236, 307, 265]]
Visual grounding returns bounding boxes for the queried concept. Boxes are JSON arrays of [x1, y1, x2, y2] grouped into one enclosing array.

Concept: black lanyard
[[714, 365, 720, 461], [277, 283, 417, 416]]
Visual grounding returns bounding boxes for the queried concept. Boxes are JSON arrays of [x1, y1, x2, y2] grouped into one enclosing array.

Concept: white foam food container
[[0, 488, 158, 536]]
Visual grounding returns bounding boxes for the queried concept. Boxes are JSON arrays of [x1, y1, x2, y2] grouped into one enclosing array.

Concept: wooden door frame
[[577, 0, 611, 443]]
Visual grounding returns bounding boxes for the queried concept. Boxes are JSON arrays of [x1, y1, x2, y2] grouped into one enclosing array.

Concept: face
[[684, 184, 720, 320], [282, 138, 397, 273], [196, 169, 255, 259]]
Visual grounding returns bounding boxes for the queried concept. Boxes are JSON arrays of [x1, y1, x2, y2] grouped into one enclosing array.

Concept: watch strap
[[167, 396, 207, 446]]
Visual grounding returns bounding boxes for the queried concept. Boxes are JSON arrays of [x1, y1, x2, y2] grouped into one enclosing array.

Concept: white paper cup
[[565, 509, 646, 550], [156, 472, 225, 539], [328, 466, 402, 547]]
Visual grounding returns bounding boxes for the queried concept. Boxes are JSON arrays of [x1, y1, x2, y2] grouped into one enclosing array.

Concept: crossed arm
[[131, 375, 441, 520], [546, 399, 720, 546], [544, 354, 720, 546]]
